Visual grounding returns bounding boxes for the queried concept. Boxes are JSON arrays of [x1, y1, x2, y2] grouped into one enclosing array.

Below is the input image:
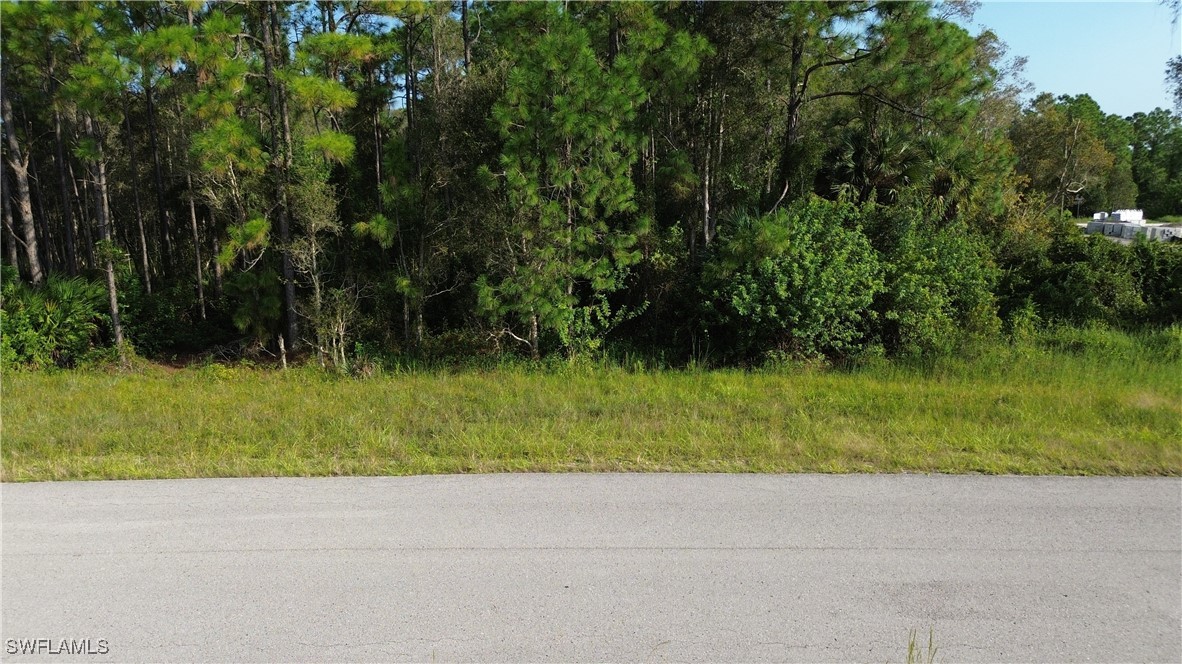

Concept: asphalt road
[[2, 474, 1179, 663]]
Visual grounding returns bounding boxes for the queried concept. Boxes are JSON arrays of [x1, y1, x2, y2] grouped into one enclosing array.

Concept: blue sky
[[958, 1, 1181, 117]]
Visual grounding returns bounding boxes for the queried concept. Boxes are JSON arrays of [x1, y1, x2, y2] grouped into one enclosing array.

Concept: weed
[[905, 628, 937, 664]]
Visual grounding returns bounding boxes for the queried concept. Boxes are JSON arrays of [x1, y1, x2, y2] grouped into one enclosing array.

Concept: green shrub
[[1, 266, 109, 368], [1029, 216, 1146, 326], [701, 197, 884, 360], [224, 268, 282, 346], [1131, 239, 1182, 326], [118, 270, 238, 358], [874, 214, 1000, 356], [419, 328, 502, 364]]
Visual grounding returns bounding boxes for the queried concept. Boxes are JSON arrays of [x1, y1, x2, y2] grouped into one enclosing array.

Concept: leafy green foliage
[[1131, 239, 1182, 326], [116, 267, 237, 358], [702, 198, 884, 360], [1010, 93, 1138, 214], [224, 268, 282, 345], [304, 130, 355, 164], [2, 0, 1179, 370], [352, 214, 396, 250], [218, 218, 271, 268], [1130, 109, 1182, 219], [479, 4, 648, 356], [1009, 216, 1148, 327], [869, 210, 1000, 356], [1, 266, 108, 368]]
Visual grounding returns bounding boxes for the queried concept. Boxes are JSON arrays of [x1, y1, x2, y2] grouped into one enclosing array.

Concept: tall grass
[[2, 327, 1179, 481]]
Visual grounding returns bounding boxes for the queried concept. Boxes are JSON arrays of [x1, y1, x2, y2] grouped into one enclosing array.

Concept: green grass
[[2, 332, 1180, 482]]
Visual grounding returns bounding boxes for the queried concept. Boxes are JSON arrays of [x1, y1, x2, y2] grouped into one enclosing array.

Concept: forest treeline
[[2, 0, 1181, 369]]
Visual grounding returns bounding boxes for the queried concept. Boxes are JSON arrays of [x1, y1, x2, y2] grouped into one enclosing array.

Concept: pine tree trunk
[[402, 296, 410, 343], [529, 311, 540, 360], [461, 1, 471, 74], [1, 63, 45, 285], [28, 151, 56, 274], [145, 80, 172, 278], [770, 33, 806, 212], [211, 234, 224, 298], [71, 160, 95, 269], [607, 10, 620, 68], [703, 96, 712, 247], [123, 94, 152, 294], [53, 109, 78, 275], [183, 4, 207, 317], [85, 115, 126, 367], [770, 98, 802, 212], [2, 168, 22, 272], [373, 103, 383, 214], [263, 1, 299, 349], [186, 172, 206, 319]]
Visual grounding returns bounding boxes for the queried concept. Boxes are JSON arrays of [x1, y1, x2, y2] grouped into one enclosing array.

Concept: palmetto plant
[[1, 265, 108, 367], [830, 123, 927, 205]]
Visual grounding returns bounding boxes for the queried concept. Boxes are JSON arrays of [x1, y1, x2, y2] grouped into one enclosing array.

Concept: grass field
[[2, 330, 1180, 481]]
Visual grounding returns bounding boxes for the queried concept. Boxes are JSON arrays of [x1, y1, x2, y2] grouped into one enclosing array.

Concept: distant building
[[1085, 210, 1178, 243]]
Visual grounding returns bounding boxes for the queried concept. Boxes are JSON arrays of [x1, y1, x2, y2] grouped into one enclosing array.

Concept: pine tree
[[59, 2, 135, 364], [478, 4, 646, 358]]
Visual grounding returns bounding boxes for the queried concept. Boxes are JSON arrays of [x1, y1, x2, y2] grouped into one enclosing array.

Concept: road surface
[[2, 474, 1179, 662]]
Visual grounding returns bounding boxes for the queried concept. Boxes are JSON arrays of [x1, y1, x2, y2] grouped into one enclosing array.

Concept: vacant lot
[[4, 335, 1179, 482]]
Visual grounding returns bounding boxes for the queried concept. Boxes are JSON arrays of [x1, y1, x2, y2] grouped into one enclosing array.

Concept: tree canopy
[[2, 0, 1179, 369]]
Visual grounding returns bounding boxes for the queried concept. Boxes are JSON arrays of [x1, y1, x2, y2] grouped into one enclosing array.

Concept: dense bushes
[[1, 265, 108, 368], [698, 198, 1006, 363], [868, 209, 1001, 356], [994, 214, 1182, 330], [700, 198, 883, 361], [1131, 239, 1182, 325], [5, 201, 1179, 370], [118, 274, 239, 358]]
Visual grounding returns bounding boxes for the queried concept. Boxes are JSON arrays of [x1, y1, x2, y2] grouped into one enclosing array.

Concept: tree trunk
[[27, 151, 56, 274], [186, 172, 206, 319], [310, 242, 321, 329], [402, 296, 410, 343], [53, 109, 78, 275], [405, 18, 417, 175], [263, 1, 299, 348], [183, 3, 208, 315], [461, 1, 471, 74], [2, 168, 22, 272], [70, 159, 95, 269], [1, 62, 45, 285], [770, 98, 803, 212], [769, 33, 807, 212], [211, 233, 224, 298], [373, 102, 383, 214], [607, 10, 620, 68], [529, 311, 539, 360], [123, 94, 152, 293], [703, 97, 712, 247], [85, 115, 127, 367], [145, 79, 173, 277], [712, 92, 725, 243]]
